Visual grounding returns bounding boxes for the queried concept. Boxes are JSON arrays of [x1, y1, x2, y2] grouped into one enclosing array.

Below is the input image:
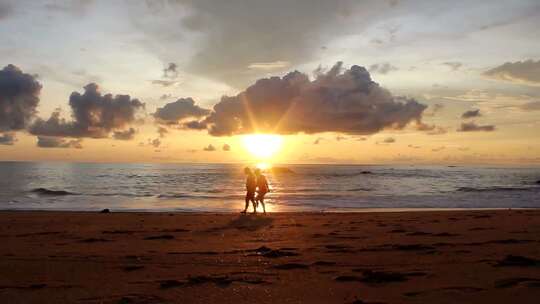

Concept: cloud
[[520, 101, 540, 111], [483, 59, 540, 86], [376, 137, 395, 144], [416, 122, 447, 135], [336, 135, 347, 141], [157, 126, 168, 138], [0, 2, 12, 19], [222, 144, 231, 151], [0, 133, 16, 145], [159, 93, 172, 100], [154, 98, 210, 125], [368, 63, 398, 74], [442, 62, 463, 71], [37, 136, 82, 149], [113, 128, 137, 140], [408, 144, 421, 149], [176, 1, 361, 88], [163, 62, 178, 78], [461, 109, 481, 119], [0, 64, 42, 132], [203, 144, 216, 151], [248, 61, 290, 70], [151, 138, 161, 148], [195, 62, 428, 136], [151, 80, 179, 87], [30, 83, 144, 138], [313, 137, 324, 145], [457, 122, 495, 132]]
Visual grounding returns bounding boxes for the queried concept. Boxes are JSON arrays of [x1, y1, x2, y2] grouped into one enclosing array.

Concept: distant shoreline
[[1, 207, 537, 214]]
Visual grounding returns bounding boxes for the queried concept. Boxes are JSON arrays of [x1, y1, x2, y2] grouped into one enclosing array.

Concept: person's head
[[254, 168, 261, 176], [244, 167, 252, 175]]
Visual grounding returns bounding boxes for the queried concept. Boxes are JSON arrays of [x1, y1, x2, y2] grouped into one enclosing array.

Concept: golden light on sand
[[242, 134, 283, 159]]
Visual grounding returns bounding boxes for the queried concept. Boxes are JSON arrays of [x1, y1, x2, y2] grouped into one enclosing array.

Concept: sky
[[1, 0, 540, 165]]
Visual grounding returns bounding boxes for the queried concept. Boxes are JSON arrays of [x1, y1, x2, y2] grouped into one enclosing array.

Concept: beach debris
[[79, 238, 110, 243], [100, 208, 110, 213], [123, 265, 145, 272], [494, 277, 540, 288], [144, 234, 174, 240], [495, 255, 540, 267]]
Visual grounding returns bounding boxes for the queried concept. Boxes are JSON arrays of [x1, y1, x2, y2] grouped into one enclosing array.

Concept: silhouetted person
[[242, 167, 257, 213], [254, 168, 269, 214]]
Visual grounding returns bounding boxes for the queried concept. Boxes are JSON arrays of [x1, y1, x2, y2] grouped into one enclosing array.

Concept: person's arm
[[265, 178, 269, 192]]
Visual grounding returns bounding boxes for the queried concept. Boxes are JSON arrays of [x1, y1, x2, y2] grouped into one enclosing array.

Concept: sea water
[[0, 162, 539, 212]]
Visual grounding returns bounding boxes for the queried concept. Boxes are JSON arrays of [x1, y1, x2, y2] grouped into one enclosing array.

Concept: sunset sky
[[1, 0, 539, 165]]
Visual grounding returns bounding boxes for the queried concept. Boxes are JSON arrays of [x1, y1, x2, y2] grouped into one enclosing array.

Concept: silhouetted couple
[[242, 167, 269, 214]]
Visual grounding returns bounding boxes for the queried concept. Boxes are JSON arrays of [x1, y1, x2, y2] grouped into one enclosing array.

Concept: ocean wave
[[158, 193, 244, 200], [317, 171, 374, 178], [31, 188, 77, 196], [456, 186, 537, 193], [346, 187, 372, 192]]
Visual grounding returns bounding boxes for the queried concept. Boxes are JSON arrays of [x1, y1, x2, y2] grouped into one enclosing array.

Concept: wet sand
[[1, 210, 540, 303]]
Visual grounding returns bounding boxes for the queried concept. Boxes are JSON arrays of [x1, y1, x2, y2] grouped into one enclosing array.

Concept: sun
[[242, 134, 283, 160]]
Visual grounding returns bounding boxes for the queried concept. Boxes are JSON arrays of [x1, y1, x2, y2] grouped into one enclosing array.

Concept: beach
[[1, 210, 540, 303]]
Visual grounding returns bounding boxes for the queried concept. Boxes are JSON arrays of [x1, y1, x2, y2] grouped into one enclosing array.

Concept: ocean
[[0, 162, 539, 212]]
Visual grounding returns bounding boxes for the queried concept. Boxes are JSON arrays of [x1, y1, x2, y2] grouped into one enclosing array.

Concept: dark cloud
[[163, 62, 178, 78], [30, 83, 144, 138], [368, 63, 398, 74], [183, 120, 207, 130], [150, 138, 161, 148], [154, 98, 210, 125], [336, 135, 347, 141], [195, 62, 427, 136], [457, 122, 495, 132], [461, 109, 481, 119], [313, 137, 324, 145], [442, 62, 463, 71], [113, 128, 137, 140], [37, 136, 82, 149], [0, 64, 42, 132], [382, 137, 395, 143], [483, 59, 540, 86], [520, 101, 540, 111], [203, 144, 216, 151], [159, 93, 172, 100], [408, 144, 421, 149], [132, 1, 395, 88], [222, 144, 231, 151], [415, 122, 447, 135], [157, 126, 168, 138], [0, 133, 16, 145], [0, 2, 12, 19]]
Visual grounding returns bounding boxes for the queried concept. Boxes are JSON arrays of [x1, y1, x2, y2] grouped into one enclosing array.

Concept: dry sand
[[1, 210, 540, 303]]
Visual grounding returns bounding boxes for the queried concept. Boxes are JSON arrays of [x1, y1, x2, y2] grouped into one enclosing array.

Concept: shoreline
[[0, 207, 536, 214]]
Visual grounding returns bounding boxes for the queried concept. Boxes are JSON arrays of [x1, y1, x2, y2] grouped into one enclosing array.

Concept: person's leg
[[260, 193, 266, 214], [251, 198, 257, 213], [242, 193, 249, 213]]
